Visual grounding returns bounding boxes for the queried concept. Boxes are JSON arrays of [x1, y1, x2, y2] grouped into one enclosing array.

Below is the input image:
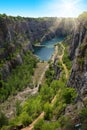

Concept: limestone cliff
[[0, 15, 74, 80], [68, 13, 87, 101]]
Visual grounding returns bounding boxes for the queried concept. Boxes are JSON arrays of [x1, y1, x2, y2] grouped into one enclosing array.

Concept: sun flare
[[61, 1, 77, 15], [64, 3, 74, 10], [48, 0, 83, 17]]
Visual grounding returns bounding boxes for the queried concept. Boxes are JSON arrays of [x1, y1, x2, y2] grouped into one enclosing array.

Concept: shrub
[[0, 51, 37, 102], [50, 80, 64, 93], [62, 88, 77, 104], [59, 117, 75, 130], [0, 112, 8, 128], [40, 84, 54, 103], [44, 102, 53, 120], [80, 107, 87, 130], [34, 119, 44, 130], [19, 112, 32, 127]]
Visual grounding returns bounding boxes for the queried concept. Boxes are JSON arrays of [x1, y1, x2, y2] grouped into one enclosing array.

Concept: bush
[[80, 107, 87, 130], [59, 117, 75, 130], [42, 122, 58, 130], [62, 88, 77, 104], [0, 51, 37, 102], [34, 119, 44, 130], [44, 102, 53, 120], [62, 45, 72, 70], [50, 80, 64, 94], [80, 108, 87, 121], [45, 64, 55, 85], [19, 112, 32, 127], [40, 84, 54, 103], [23, 95, 42, 119], [0, 112, 8, 128]]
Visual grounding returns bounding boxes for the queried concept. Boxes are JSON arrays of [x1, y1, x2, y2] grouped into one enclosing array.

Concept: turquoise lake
[[34, 37, 64, 61]]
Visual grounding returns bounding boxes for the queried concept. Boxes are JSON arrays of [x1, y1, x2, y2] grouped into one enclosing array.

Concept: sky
[[0, 0, 87, 18]]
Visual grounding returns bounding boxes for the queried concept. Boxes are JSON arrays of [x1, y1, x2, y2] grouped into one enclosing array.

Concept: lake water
[[34, 37, 64, 61]]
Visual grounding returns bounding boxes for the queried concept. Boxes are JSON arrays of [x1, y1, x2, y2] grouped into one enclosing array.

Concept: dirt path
[[58, 43, 69, 79], [22, 112, 45, 130], [32, 62, 48, 87], [21, 46, 58, 130], [22, 44, 69, 130], [22, 95, 57, 130], [36, 63, 49, 88]]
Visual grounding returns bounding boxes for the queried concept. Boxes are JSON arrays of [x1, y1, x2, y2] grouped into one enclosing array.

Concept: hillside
[[0, 14, 74, 101], [0, 12, 87, 130]]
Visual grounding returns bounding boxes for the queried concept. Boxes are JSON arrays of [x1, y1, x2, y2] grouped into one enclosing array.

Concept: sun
[[60, 1, 78, 17], [64, 3, 74, 10], [48, 0, 82, 17], [62, 0, 76, 12]]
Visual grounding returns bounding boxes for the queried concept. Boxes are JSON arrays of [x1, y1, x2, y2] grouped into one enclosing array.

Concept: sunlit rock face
[[68, 19, 87, 99], [69, 22, 86, 60]]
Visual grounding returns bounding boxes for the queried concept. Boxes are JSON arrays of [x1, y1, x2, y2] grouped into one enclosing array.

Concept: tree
[[19, 112, 32, 127], [62, 88, 77, 104], [0, 112, 8, 128], [44, 102, 53, 120]]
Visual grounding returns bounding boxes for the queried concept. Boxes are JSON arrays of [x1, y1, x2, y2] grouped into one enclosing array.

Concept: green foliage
[[19, 112, 32, 127], [34, 119, 44, 130], [80, 108, 87, 122], [80, 113, 87, 130], [41, 122, 60, 130], [63, 45, 72, 70], [44, 102, 53, 120], [0, 112, 8, 128], [0, 42, 77, 129], [57, 60, 63, 70], [9, 112, 32, 127], [53, 102, 66, 120], [59, 116, 76, 130], [57, 44, 63, 55], [0, 51, 37, 102], [62, 88, 77, 104], [40, 84, 54, 103], [50, 80, 62, 93], [34, 119, 60, 130], [15, 100, 22, 116], [23, 95, 42, 119], [45, 64, 55, 85], [78, 11, 87, 21]]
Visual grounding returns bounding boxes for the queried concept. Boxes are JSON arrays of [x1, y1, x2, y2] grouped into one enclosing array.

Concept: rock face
[[68, 19, 87, 99], [69, 22, 86, 60], [0, 15, 74, 80], [53, 58, 62, 80]]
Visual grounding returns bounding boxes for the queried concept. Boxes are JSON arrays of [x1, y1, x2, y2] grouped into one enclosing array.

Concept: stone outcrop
[[53, 58, 62, 80]]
